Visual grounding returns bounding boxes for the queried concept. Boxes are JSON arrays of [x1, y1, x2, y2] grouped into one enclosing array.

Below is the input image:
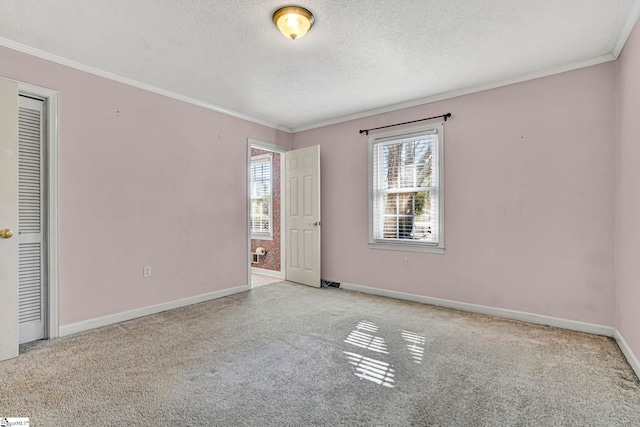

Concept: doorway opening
[[247, 139, 287, 289]]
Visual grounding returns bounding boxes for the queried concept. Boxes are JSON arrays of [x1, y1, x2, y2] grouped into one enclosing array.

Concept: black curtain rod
[[359, 113, 452, 135]]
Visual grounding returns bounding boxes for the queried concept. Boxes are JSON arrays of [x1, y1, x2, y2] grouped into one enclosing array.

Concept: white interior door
[[18, 95, 46, 344], [0, 78, 20, 361], [285, 145, 321, 287]]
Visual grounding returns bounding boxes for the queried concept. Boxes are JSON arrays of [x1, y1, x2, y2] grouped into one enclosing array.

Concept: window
[[369, 124, 444, 253], [250, 154, 273, 238]]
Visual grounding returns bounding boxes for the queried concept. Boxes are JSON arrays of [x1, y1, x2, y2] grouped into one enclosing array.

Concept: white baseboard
[[614, 329, 640, 380], [340, 283, 615, 337], [59, 285, 249, 337], [251, 267, 285, 279]]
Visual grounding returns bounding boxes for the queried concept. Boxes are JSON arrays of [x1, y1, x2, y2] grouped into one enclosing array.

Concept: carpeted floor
[[2, 282, 639, 426]]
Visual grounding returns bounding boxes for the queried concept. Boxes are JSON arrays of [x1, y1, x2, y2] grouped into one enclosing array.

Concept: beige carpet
[[2, 282, 639, 426]]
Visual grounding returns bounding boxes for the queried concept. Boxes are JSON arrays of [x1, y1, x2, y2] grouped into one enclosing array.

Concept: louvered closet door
[[18, 95, 46, 344]]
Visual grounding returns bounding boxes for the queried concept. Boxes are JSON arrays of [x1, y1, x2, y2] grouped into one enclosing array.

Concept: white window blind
[[250, 154, 272, 236], [369, 124, 444, 252]]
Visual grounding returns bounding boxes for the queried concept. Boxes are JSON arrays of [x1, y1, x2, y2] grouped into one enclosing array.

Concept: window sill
[[369, 241, 444, 254], [251, 234, 274, 241]]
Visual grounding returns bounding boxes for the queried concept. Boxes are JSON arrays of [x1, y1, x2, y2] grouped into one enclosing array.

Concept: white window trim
[[368, 123, 445, 254], [250, 153, 273, 240]]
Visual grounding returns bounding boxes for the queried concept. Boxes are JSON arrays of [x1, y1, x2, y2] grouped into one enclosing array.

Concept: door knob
[[0, 229, 13, 239], [309, 221, 319, 227]]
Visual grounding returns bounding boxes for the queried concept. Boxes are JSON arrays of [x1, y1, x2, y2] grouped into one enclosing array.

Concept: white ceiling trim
[[291, 53, 617, 133], [2, 0, 640, 136], [0, 37, 292, 133], [614, 0, 640, 56], [0, 34, 622, 135]]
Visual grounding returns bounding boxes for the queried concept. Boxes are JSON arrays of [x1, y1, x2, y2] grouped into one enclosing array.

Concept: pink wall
[[251, 148, 281, 272], [293, 63, 617, 326], [616, 19, 640, 361], [0, 36, 628, 333], [0, 46, 292, 325]]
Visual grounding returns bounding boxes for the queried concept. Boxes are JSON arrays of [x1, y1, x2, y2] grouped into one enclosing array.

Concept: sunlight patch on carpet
[[343, 351, 396, 388], [344, 329, 389, 354], [401, 330, 426, 363]]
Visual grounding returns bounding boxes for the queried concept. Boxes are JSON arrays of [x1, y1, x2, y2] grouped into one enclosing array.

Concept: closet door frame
[[19, 82, 59, 342]]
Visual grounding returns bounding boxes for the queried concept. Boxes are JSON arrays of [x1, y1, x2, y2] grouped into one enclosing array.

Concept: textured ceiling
[[0, 0, 638, 131]]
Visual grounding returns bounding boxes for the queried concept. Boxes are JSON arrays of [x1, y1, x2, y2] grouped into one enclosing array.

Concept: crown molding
[[291, 53, 617, 133], [613, 0, 640, 57], [0, 37, 292, 133], [3, 5, 638, 137]]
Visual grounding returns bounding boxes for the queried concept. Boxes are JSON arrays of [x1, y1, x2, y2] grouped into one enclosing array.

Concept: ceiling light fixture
[[272, 6, 315, 41]]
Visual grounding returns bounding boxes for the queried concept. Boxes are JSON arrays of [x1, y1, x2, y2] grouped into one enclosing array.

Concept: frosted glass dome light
[[273, 6, 315, 41]]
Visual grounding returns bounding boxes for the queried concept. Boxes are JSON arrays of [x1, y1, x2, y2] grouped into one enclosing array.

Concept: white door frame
[[18, 82, 59, 340], [246, 138, 289, 289]]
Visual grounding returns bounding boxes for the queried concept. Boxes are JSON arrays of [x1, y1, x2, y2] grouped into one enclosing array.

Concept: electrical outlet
[[404, 258, 411, 269], [143, 266, 151, 278]]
